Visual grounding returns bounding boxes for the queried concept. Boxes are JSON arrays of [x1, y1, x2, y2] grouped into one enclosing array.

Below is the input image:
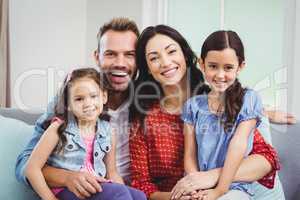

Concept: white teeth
[[214, 81, 226, 84], [111, 70, 128, 76], [84, 109, 95, 113], [161, 67, 177, 76]]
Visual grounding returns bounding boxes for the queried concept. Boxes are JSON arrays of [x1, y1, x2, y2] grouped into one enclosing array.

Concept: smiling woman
[[145, 34, 187, 86], [129, 25, 282, 200]]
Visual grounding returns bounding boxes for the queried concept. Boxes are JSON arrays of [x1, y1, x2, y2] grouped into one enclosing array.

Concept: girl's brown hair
[[44, 68, 109, 152], [200, 30, 246, 132]]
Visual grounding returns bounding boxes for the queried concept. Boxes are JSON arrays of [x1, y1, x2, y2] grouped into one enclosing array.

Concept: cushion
[[253, 117, 285, 200], [0, 115, 39, 199]]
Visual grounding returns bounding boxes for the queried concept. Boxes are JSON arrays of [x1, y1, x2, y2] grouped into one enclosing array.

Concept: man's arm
[[42, 165, 105, 199], [15, 97, 57, 185]]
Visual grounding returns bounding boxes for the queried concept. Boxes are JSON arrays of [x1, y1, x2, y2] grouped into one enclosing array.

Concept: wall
[[9, 0, 87, 110], [285, 0, 300, 119], [167, 0, 285, 109], [9, 0, 143, 110]]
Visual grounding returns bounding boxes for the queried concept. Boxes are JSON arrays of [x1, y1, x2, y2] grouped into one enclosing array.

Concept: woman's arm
[[150, 192, 172, 200], [183, 123, 199, 173], [130, 121, 159, 198], [170, 123, 199, 200], [214, 119, 257, 196], [171, 140, 273, 200], [25, 122, 61, 200], [104, 128, 124, 184]]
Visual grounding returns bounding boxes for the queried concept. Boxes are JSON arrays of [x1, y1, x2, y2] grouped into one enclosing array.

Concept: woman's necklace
[[161, 99, 181, 115]]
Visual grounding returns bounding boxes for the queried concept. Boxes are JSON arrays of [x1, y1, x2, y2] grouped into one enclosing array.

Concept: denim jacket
[[47, 115, 111, 177], [15, 97, 111, 185]]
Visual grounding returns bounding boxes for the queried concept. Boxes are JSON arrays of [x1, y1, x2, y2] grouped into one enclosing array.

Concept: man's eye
[[75, 98, 83, 101], [105, 52, 114, 57], [208, 65, 217, 69], [126, 53, 135, 57]]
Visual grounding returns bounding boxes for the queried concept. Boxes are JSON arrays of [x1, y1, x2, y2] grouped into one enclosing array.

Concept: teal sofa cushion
[[0, 115, 39, 199]]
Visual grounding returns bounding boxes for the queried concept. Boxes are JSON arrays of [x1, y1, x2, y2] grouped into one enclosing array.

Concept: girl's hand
[[171, 171, 218, 199], [192, 189, 223, 200]]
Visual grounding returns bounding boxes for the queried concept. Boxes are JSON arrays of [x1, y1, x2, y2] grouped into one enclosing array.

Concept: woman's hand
[[191, 189, 223, 200], [264, 110, 296, 124], [170, 170, 219, 200]]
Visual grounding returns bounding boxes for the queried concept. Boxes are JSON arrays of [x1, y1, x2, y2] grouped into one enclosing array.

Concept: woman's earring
[[134, 69, 140, 81]]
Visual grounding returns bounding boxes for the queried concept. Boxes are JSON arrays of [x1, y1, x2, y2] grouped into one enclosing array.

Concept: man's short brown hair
[[97, 17, 139, 51]]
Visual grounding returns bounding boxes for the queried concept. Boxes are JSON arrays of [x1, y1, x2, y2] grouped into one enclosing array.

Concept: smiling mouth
[[110, 70, 129, 77], [83, 109, 96, 114], [161, 67, 179, 77], [108, 70, 130, 84], [213, 81, 227, 87]]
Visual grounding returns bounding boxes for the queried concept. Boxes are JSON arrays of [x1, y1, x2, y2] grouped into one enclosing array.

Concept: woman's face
[[145, 34, 187, 86]]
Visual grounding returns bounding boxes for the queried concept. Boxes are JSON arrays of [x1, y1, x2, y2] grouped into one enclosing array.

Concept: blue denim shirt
[[15, 97, 111, 185], [15, 98, 57, 185]]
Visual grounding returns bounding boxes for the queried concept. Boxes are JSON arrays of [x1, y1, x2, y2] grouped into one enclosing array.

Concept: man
[[15, 17, 139, 199]]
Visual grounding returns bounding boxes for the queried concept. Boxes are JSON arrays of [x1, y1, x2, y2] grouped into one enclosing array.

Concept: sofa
[[0, 108, 299, 200]]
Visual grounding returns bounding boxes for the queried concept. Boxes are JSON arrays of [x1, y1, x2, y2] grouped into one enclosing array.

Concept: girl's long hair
[[43, 68, 109, 152], [129, 25, 209, 123], [200, 30, 246, 132]]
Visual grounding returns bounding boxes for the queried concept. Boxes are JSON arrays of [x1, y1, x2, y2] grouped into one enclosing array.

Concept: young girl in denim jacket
[[181, 31, 270, 200], [25, 68, 146, 200]]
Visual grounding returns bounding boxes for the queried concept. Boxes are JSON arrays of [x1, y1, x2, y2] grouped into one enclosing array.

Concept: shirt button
[[94, 152, 98, 157], [67, 144, 73, 149], [98, 172, 102, 176], [106, 146, 109, 151]]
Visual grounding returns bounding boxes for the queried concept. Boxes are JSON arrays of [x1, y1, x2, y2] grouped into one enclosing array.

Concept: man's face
[[95, 30, 137, 92]]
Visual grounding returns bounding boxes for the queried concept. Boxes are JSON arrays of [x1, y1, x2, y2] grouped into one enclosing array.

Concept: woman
[[129, 25, 281, 200]]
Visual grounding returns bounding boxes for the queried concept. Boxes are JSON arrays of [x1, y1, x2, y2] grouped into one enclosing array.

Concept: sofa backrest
[[0, 108, 42, 125], [271, 123, 300, 200], [0, 108, 299, 199]]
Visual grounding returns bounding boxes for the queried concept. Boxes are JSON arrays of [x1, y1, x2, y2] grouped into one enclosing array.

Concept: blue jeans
[[56, 183, 146, 200]]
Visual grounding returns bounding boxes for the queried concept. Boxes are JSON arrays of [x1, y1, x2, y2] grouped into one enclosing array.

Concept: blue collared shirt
[[181, 89, 264, 195]]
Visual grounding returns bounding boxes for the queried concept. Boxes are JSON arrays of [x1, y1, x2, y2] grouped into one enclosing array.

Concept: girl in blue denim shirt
[[25, 68, 146, 200], [181, 31, 265, 200]]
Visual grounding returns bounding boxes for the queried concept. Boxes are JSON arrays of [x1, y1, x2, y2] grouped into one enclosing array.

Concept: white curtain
[[0, 0, 10, 107]]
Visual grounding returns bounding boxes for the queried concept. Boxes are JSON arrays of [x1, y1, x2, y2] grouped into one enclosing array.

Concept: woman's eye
[[150, 57, 158, 62], [169, 49, 176, 54], [75, 98, 83, 101], [208, 65, 217, 69]]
